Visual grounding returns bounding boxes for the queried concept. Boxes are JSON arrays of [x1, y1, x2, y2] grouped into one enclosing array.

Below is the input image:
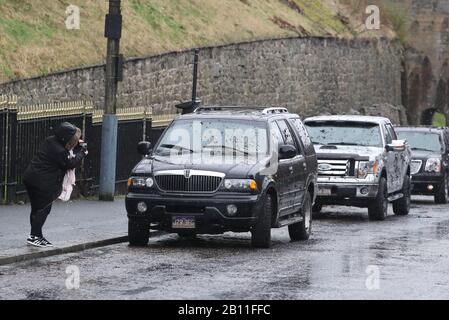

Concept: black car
[[125, 106, 318, 248], [396, 127, 449, 204]]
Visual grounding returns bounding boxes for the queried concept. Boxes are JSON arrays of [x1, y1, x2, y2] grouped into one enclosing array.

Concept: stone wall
[[0, 36, 404, 123], [395, 0, 449, 124]]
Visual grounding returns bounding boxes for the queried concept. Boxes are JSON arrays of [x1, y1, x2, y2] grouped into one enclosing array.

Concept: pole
[[191, 49, 199, 103], [176, 49, 201, 115], [99, 0, 122, 201]]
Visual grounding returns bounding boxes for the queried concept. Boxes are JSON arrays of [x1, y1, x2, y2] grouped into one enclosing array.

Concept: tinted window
[[270, 122, 285, 148], [383, 125, 393, 144], [396, 131, 443, 153], [386, 124, 397, 141], [290, 118, 313, 150], [154, 119, 269, 157], [305, 121, 383, 147], [276, 120, 295, 146]]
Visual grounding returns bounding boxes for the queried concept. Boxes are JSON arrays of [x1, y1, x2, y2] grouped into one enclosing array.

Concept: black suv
[[125, 107, 318, 248], [396, 126, 449, 203]]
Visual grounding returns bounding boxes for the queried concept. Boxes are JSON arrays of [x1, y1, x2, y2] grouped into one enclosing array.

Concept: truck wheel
[[393, 175, 411, 216], [289, 192, 312, 241], [251, 194, 272, 248], [128, 220, 150, 246], [435, 173, 448, 204], [368, 177, 388, 221]]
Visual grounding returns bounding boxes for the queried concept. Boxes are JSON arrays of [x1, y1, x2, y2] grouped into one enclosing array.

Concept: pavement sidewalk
[[0, 198, 129, 265]]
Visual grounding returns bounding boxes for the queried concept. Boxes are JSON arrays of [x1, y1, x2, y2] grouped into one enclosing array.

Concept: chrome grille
[[318, 159, 349, 176], [411, 160, 422, 175], [154, 170, 224, 192]]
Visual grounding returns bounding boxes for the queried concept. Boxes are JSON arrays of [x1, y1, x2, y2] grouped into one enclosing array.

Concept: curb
[[0, 231, 163, 266]]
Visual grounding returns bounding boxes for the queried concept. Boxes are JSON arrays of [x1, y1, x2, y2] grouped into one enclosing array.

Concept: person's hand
[[79, 140, 88, 153]]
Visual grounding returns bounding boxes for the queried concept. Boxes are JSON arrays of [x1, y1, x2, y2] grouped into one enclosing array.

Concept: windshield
[[304, 121, 383, 147], [154, 119, 269, 163], [397, 131, 442, 153]]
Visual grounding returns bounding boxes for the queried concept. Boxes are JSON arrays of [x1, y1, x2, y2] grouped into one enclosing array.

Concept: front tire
[[251, 194, 273, 248], [393, 175, 411, 216], [435, 173, 448, 204], [368, 177, 388, 221], [289, 192, 312, 241], [128, 220, 150, 246]]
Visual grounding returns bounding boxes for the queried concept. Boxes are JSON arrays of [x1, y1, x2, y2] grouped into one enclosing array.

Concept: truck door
[[270, 122, 293, 215], [384, 123, 403, 193], [276, 119, 306, 213]]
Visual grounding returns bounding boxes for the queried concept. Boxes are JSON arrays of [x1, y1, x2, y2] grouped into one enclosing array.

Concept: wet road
[[1, 196, 449, 300]]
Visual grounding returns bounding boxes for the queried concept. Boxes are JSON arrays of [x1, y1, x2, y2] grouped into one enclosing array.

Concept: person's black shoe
[[40, 237, 54, 247], [26, 236, 47, 248]]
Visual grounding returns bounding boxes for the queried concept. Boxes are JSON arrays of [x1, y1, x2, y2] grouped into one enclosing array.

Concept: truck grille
[[410, 160, 422, 175], [155, 170, 224, 192], [318, 159, 350, 176]]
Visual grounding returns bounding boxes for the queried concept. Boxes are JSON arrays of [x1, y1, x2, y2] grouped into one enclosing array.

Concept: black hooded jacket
[[24, 123, 86, 204]]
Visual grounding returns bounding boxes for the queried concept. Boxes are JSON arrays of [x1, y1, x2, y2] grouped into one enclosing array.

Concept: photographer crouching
[[23, 122, 88, 247]]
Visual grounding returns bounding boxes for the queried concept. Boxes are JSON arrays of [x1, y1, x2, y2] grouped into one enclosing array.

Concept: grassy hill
[[0, 0, 399, 83]]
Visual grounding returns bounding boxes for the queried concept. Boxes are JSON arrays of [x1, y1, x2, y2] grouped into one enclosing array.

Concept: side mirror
[[386, 140, 406, 152], [137, 141, 152, 156], [279, 144, 297, 160]]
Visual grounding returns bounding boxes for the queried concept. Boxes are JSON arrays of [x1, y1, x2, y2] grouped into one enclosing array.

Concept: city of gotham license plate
[[318, 187, 332, 196], [172, 216, 196, 229]]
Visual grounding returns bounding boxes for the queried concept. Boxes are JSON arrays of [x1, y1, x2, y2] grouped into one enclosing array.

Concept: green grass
[[0, 0, 396, 82], [0, 64, 14, 79], [0, 16, 55, 44], [433, 112, 447, 126], [296, 0, 350, 34], [131, 0, 186, 40], [381, 0, 410, 44]]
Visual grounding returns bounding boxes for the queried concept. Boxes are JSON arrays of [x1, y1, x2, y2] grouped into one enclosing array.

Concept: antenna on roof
[[175, 49, 201, 115]]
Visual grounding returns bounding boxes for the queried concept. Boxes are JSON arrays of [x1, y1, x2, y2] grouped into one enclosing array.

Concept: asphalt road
[[1, 196, 449, 300]]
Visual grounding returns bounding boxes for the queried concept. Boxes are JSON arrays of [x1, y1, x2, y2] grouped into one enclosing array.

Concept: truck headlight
[[222, 179, 257, 192], [145, 177, 154, 187], [425, 158, 441, 173], [357, 161, 377, 179], [128, 177, 154, 188]]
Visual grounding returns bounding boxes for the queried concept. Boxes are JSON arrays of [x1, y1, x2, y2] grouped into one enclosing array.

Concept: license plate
[[172, 216, 196, 229], [318, 187, 332, 196]]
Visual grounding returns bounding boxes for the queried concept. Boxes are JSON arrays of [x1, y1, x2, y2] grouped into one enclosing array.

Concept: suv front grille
[[318, 159, 350, 176], [155, 170, 224, 193]]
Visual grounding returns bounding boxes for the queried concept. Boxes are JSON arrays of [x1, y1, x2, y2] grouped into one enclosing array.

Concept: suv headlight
[[128, 177, 154, 188], [357, 161, 377, 179], [222, 179, 257, 192], [425, 158, 441, 173]]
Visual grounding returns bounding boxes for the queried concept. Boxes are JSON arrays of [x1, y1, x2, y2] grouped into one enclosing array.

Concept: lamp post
[[99, 0, 122, 201]]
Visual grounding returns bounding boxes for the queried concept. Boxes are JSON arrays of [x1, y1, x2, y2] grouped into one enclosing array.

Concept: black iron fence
[[0, 96, 176, 204]]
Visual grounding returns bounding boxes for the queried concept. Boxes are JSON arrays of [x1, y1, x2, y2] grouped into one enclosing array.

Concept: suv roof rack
[[261, 107, 289, 114], [193, 106, 290, 114]]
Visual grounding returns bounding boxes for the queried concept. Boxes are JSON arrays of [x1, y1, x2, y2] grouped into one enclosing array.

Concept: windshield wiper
[[327, 142, 361, 146], [158, 144, 194, 153], [204, 145, 249, 155], [411, 147, 435, 152]]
